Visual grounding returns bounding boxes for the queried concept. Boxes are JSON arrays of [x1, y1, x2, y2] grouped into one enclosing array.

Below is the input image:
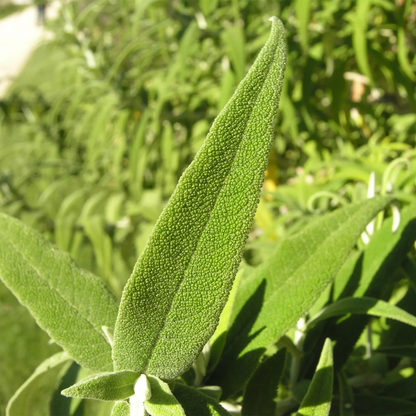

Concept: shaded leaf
[[242, 348, 286, 416], [296, 338, 333, 416], [173, 384, 231, 416], [208, 196, 391, 398], [306, 297, 416, 330], [6, 352, 72, 416]]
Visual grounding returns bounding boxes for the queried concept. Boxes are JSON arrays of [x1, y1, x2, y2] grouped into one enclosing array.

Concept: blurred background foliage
[[0, 0, 416, 414]]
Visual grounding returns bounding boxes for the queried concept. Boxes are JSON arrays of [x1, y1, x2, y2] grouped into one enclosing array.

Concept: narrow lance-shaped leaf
[[306, 297, 416, 330], [208, 196, 392, 398], [242, 347, 287, 416], [61, 370, 139, 402], [0, 213, 119, 372], [113, 17, 286, 379], [6, 352, 72, 416], [296, 338, 333, 416]]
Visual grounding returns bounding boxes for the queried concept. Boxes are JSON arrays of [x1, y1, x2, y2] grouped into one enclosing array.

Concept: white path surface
[[0, 2, 59, 97]]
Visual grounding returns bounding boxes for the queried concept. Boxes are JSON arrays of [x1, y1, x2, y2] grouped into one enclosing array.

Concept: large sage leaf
[[61, 370, 139, 401], [6, 352, 71, 416], [0, 213, 119, 372], [296, 338, 333, 416], [113, 17, 286, 378], [208, 196, 391, 398]]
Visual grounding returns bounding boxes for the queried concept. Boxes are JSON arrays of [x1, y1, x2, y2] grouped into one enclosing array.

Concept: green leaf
[[348, 393, 416, 416], [397, 23, 416, 81], [61, 370, 139, 401], [208, 269, 243, 372], [208, 196, 391, 398], [296, 338, 333, 416], [306, 297, 416, 330], [328, 203, 416, 368], [294, 0, 311, 51], [111, 401, 130, 416], [242, 348, 286, 416], [336, 370, 354, 416], [196, 386, 223, 402], [6, 352, 72, 416], [173, 384, 231, 416], [376, 345, 416, 361], [222, 25, 246, 82], [352, 0, 373, 84], [112, 17, 286, 379], [0, 213, 119, 372], [144, 376, 186, 416]]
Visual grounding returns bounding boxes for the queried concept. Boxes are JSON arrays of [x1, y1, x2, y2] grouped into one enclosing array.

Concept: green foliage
[[144, 376, 186, 416], [0, 213, 119, 372], [112, 16, 286, 379], [296, 339, 333, 416], [208, 196, 392, 398], [62, 371, 139, 401], [1, 0, 416, 415], [6, 352, 71, 416], [242, 348, 287, 415]]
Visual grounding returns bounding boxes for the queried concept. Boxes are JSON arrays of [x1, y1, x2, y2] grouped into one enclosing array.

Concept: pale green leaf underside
[[209, 196, 392, 397], [0, 213, 119, 372], [306, 297, 416, 330], [111, 401, 130, 416], [296, 338, 333, 416], [6, 352, 71, 416], [113, 17, 286, 379], [144, 376, 186, 416], [61, 370, 139, 401]]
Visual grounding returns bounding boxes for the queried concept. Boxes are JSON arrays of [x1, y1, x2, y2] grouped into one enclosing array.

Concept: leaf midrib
[[143, 42, 280, 373]]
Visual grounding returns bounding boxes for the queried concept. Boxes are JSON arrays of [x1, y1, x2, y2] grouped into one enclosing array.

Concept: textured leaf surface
[[61, 370, 139, 401], [6, 352, 71, 416], [111, 401, 130, 416], [173, 384, 231, 416], [0, 213, 119, 372], [296, 338, 333, 416], [113, 17, 286, 379], [208, 270, 243, 372], [144, 376, 186, 416], [242, 348, 286, 416], [306, 297, 416, 330], [208, 196, 391, 397]]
